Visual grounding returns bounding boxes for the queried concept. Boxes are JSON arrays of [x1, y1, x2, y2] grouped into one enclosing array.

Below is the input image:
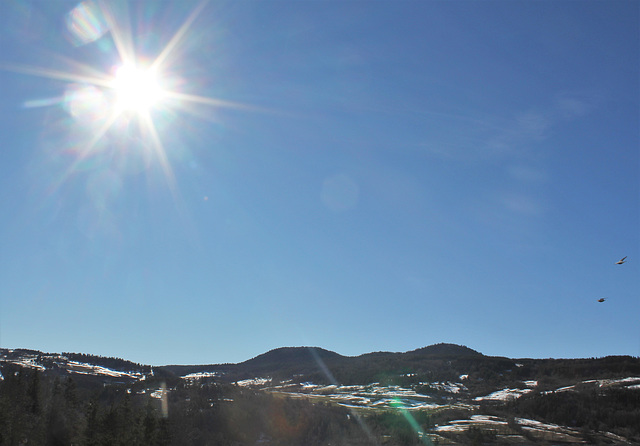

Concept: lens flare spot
[[64, 84, 108, 123], [160, 382, 169, 418], [65, 1, 109, 46]]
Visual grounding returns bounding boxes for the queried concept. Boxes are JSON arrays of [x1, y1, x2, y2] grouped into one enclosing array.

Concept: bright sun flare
[[111, 65, 164, 113], [1, 0, 253, 194]]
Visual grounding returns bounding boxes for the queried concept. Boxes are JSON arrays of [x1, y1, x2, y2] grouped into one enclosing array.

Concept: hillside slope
[[2, 345, 639, 444]]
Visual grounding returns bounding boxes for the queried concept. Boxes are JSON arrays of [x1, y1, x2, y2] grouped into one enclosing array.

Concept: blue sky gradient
[[1, 0, 638, 366]]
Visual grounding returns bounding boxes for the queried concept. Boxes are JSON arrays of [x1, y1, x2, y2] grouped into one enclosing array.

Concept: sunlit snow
[[434, 415, 507, 432], [65, 360, 143, 379], [545, 377, 640, 394], [181, 371, 220, 381], [597, 377, 640, 387], [434, 414, 585, 443], [236, 377, 272, 387], [150, 388, 166, 399], [12, 356, 47, 371], [474, 387, 532, 401], [265, 381, 472, 411], [425, 381, 467, 393]]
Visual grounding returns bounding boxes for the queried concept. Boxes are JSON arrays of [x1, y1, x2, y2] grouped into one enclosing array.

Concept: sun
[[1, 0, 256, 195], [111, 64, 165, 113]]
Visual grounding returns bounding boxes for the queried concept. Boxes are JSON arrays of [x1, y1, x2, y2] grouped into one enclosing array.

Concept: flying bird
[[598, 298, 606, 303], [616, 256, 627, 265]]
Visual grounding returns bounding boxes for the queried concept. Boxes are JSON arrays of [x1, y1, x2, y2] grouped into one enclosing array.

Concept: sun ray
[[307, 349, 378, 442], [139, 110, 176, 194], [166, 91, 266, 112], [23, 96, 65, 109], [0, 62, 112, 89], [390, 398, 433, 445], [48, 52, 116, 83], [0, 0, 271, 200], [97, 0, 137, 68], [150, 0, 210, 72], [78, 109, 122, 159], [49, 110, 122, 195]]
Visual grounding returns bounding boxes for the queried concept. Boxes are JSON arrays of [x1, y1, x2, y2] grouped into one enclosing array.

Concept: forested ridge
[[2, 345, 639, 445], [0, 364, 430, 445]]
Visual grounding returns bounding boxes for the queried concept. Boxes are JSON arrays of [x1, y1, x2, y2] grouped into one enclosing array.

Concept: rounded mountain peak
[[408, 343, 481, 357], [242, 346, 343, 367]]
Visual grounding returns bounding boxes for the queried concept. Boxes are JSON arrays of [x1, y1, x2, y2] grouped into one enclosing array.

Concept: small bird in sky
[[598, 298, 606, 303], [616, 256, 627, 265]]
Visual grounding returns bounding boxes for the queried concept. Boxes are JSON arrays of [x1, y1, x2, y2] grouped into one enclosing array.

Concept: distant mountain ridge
[[241, 346, 345, 367], [3, 343, 639, 389], [239, 343, 480, 367], [160, 343, 483, 379], [407, 343, 481, 357], [3, 343, 640, 444]]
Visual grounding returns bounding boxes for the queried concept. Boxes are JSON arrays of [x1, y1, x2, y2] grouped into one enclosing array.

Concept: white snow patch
[[269, 381, 455, 411], [616, 377, 640, 383], [150, 388, 166, 399], [524, 380, 537, 387], [596, 377, 640, 387], [236, 377, 271, 387], [603, 431, 632, 442], [433, 424, 467, 433], [459, 374, 469, 380], [66, 361, 141, 379], [13, 357, 46, 371], [515, 417, 582, 440], [546, 378, 640, 394], [474, 388, 532, 401], [182, 371, 219, 380], [515, 418, 564, 431], [428, 381, 467, 393], [410, 403, 443, 410], [330, 385, 362, 392], [433, 415, 507, 433], [338, 403, 368, 409], [470, 415, 508, 424]]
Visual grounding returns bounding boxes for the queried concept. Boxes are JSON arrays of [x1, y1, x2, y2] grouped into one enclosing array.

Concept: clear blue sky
[[1, 0, 638, 366]]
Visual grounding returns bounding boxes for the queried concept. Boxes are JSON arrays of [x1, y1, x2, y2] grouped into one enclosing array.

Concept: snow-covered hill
[[0, 348, 150, 382]]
